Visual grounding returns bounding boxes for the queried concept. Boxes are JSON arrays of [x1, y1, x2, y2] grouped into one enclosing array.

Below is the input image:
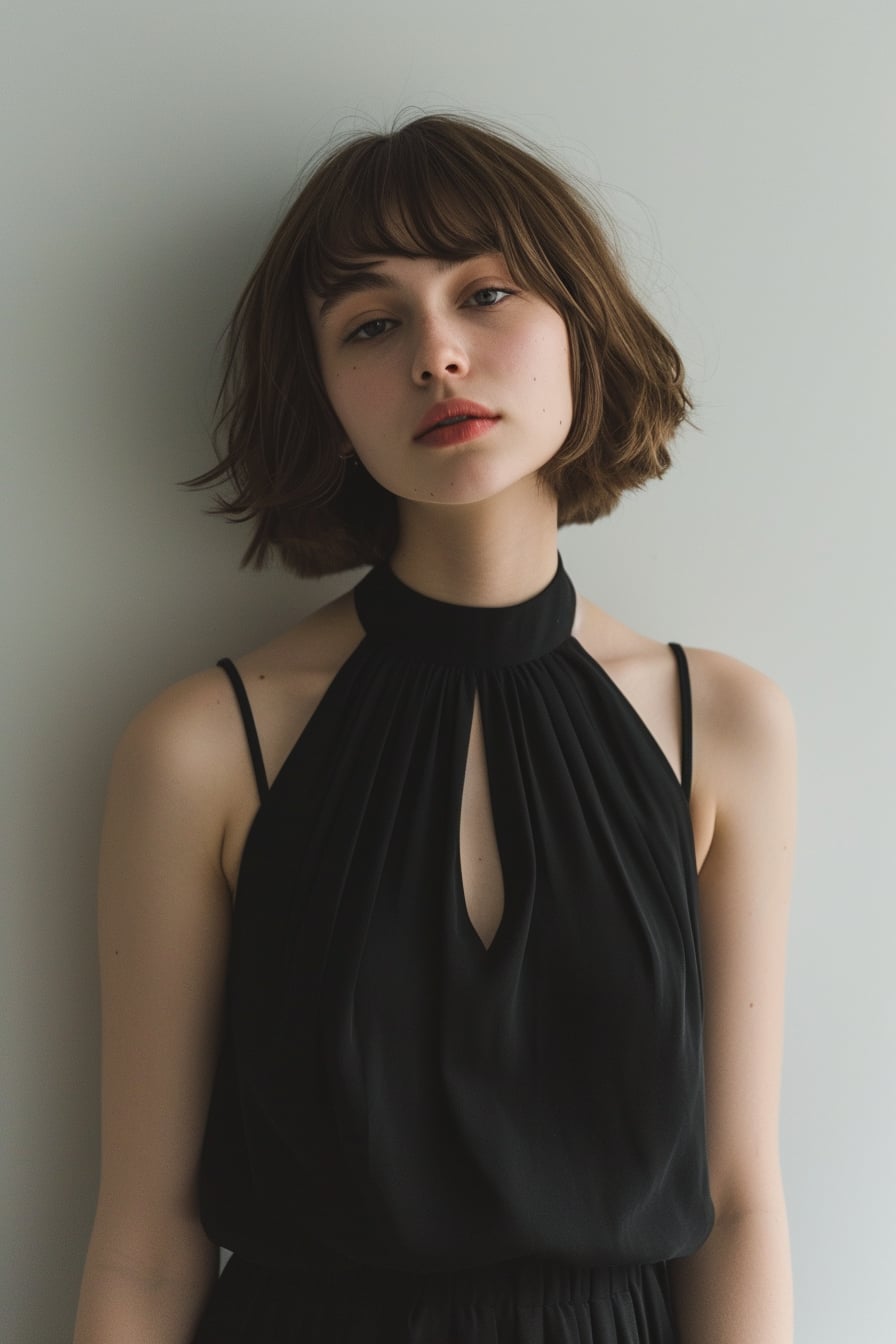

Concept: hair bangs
[[301, 131, 532, 302]]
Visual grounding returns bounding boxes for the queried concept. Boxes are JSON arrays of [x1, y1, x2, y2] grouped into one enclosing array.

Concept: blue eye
[[344, 287, 517, 343]]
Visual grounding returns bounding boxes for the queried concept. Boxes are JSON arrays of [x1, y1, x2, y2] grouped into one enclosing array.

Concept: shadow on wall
[[7, 171, 349, 1340]]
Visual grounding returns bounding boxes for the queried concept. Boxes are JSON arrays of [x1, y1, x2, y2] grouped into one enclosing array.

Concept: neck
[[388, 485, 561, 608]]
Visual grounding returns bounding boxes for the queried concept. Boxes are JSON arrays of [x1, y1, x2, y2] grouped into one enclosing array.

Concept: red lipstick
[[413, 398, 498, 441], [416, 417, 500, 448]]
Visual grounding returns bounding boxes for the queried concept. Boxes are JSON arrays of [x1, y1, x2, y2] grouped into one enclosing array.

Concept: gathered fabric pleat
[[195, 553, 711, 1342], [192, 1251, 680, 1343]]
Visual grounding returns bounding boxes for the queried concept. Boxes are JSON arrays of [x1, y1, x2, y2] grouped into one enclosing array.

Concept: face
[[306, 252, 574, 511]]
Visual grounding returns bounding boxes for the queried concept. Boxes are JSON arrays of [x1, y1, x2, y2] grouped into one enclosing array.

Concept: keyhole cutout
[[458, 689, 505, 951]]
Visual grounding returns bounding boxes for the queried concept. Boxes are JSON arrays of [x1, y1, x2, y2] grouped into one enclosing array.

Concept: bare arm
[[668, 652, 798, 1343], [73, 670, 245, 1343]]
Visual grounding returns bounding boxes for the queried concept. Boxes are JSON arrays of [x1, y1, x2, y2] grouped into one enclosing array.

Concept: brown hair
[[181, 109, 698, 577]]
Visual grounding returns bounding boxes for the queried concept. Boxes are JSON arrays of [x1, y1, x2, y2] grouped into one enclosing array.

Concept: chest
[[457, 690, 505, 949], [220, 611, 714, 914]]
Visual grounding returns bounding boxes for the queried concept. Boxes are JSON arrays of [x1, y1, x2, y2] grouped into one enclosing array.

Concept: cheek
[[340, 372, 400, 436], [514, 309, 567, 359], [325, 362, 364, 410], [508, 320, 572, 401]]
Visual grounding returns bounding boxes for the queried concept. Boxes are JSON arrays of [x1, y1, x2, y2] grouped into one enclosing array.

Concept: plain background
[[3, 2, 893, 1340]]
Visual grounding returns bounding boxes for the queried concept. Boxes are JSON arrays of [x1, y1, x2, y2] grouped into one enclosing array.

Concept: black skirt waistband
[[223, 1247, 671, 1310]]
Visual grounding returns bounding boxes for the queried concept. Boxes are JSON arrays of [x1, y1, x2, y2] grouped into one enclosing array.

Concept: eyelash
[[343, 287, 518, 344]]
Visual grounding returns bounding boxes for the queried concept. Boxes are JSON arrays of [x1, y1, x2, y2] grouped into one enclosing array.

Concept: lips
[[413, 399, 498, 440]]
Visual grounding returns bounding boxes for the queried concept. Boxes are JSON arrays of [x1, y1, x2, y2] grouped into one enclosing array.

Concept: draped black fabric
[[193, 551, 714, 1342]]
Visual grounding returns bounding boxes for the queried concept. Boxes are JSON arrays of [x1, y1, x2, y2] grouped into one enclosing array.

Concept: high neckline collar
[[352, 551, 576, 667]]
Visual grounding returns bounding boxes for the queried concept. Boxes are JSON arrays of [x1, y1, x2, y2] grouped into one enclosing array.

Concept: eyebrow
[[315, 257, 483, 325]]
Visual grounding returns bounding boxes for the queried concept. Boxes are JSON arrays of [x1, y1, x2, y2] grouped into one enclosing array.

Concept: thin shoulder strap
[[667, 642, 693, 802], [216, 657, 270, 804]]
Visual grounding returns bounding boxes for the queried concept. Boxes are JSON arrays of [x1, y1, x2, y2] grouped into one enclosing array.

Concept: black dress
[[192, 550, 714, 1342]]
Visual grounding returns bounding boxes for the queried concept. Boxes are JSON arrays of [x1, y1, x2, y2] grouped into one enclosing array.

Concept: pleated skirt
[[190, 1250, 680, 1343]]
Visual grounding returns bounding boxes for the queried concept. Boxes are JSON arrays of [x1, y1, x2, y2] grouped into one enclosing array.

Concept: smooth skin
[[74, 253, 796, 1343]]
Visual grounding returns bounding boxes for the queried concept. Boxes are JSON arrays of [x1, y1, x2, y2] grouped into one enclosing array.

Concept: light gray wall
[[3, 2, 893, 1340]]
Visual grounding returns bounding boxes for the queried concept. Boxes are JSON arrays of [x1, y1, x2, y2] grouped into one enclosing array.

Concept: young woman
[[73, 111, 797, 1343]]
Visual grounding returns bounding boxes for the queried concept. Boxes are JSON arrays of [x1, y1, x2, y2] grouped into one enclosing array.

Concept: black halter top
[[199, 550, 714, 1274]]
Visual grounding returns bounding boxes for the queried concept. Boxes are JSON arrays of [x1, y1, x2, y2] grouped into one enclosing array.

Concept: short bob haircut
[[182, 109, 698, 578]]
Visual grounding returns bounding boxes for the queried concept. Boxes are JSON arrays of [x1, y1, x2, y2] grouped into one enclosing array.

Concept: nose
[[411, 315, 471, 384]]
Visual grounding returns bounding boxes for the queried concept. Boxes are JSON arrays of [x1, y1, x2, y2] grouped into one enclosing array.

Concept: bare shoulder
[[573, 593, 795, 868], [109, 587, 364, 899], [118, 588, 361, 804], [219, 587, 364, 767], [572, 591, 795, 767], [682, 644, 797, 753], [679, 644, 798, 826], [114, 662, 251, 807]]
